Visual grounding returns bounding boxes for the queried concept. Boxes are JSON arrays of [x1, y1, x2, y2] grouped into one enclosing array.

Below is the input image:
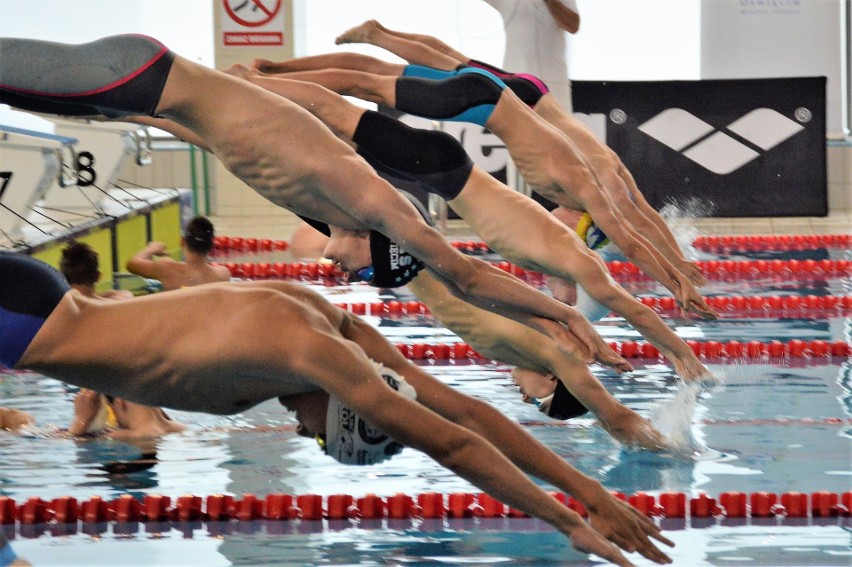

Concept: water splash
[[660, 198, 715, 260], [650, 380, 719, 458]]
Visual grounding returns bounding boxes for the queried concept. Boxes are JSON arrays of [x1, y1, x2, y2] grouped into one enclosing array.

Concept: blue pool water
[[0, 243, 849, 566]]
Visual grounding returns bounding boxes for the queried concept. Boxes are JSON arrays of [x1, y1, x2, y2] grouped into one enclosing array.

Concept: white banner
[[700, 0, 847, 137]]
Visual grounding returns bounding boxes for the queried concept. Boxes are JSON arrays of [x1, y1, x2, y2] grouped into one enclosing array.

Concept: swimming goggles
[[356, 266, 375, 283]]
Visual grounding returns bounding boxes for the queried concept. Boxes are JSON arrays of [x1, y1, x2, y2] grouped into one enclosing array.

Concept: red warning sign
[[221, 0, 284, 46]]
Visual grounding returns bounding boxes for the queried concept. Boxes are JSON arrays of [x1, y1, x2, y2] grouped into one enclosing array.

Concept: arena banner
[[571, 77, 827, 218]]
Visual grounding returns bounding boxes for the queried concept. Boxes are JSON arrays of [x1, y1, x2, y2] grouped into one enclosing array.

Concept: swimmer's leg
[[0, 35, 174, 118]]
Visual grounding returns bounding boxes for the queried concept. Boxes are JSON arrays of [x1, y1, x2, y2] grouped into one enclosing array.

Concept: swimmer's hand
[[585, 494, 675, 565], [548, 313, 632, 372], [674, 276, 718, 320], [249, 58, 275, 74], [673, 357, 717, 384], [591, 332, 634, 373], [678, 260, 707, 287], [598, 406, 672, 452], [562, 520, 635, 567]]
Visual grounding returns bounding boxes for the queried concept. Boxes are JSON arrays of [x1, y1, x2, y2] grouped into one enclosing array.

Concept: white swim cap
[[323, 364, 417, 465], [575, 286, 612, 322]]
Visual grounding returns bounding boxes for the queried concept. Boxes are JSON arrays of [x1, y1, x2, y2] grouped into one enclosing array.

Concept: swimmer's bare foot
[[599, 407, 671, 451], [335, 20, 380, 45]]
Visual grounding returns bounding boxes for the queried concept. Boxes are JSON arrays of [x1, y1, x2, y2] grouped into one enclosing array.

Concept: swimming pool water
[[0, 244, 849, 566]]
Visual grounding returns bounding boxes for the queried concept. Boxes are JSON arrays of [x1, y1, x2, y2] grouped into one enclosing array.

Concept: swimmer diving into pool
[[0, 34, 627, 370], [326, 19, 706, 287], [247, 44, 715, 319], [0, 251, 673, 566], [221, 66, 714, 384]]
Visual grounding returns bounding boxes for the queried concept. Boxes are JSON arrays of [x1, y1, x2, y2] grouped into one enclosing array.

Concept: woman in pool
[[1, 251, 673, 566]]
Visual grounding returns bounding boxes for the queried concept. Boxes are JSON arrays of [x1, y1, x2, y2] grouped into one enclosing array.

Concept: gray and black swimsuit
[[0, 34, 175, 118]]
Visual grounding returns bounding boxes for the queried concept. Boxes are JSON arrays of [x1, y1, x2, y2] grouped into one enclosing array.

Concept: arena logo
[[636, 108, 808, 175]]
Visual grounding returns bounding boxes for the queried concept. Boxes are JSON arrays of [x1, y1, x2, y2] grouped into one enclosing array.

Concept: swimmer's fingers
[[565, 311, 599, 351], [675, 289, 718, 320], [679, 261, 708, 287], [557, 330, 594, 364], [593, 502, 674, 565], [595, 340, 633, 373], [567, 526, 634, 567], [685, 296, 718, 320]]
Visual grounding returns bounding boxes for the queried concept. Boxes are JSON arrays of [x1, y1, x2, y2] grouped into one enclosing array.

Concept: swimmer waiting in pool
[[59, 241, 186, 440], [60, 240, 134, 301], [0, 251, 674, 566], [127, 216, 230, 290], [246, 50, 713, 318], [0, 34, 625, 369], [223, 68, 712, 382]]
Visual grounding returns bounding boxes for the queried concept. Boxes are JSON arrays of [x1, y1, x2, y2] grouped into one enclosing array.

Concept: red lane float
[[693, 233, 850, 252], [324, 295, 851, 320], [213, 258, 851, 284], [381, 339, 850, 362], [212, 234, 851, 256], [212, 236, 289, 254], [0, 490, 848, 528]]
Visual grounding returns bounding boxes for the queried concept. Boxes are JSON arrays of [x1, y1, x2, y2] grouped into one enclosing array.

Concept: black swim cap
[[547, 380, 589, 420], [367, 191, 430, 288]]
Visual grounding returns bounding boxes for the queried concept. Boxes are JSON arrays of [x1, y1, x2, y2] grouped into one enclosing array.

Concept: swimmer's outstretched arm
[[576, 188, 716, 319], [308, 295, 673, 565], [408, 273, 672, 449], [268, 288, 637, 564], [618, 166, 707, 286], [225, 71, 628, 371]]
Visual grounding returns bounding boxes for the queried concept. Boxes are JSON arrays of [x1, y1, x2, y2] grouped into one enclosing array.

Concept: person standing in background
[[482, 0, 579, 110]]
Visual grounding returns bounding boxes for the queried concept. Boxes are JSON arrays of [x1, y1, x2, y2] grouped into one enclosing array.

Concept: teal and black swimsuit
[[0, 252, 69, 369]]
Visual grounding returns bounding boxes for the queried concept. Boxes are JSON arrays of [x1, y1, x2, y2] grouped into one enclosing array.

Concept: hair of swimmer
[[60, 241, 100, 286], [183, 215, 216, 255]]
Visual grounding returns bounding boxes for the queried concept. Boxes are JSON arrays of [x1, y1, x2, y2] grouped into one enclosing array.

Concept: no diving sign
[[221, 0, 285, 46]]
